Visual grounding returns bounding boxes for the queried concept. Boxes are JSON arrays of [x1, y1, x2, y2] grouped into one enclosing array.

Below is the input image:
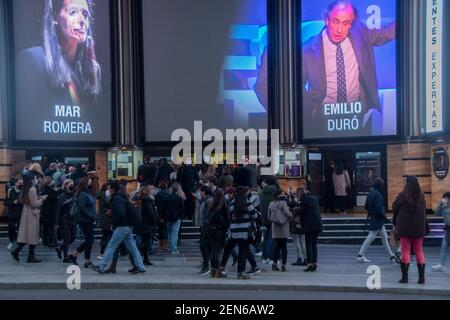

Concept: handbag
[[270, 203, 289, 226]]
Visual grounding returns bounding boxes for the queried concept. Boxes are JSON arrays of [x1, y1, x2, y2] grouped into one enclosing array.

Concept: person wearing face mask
[[96, 183, 112, 259], [5, 179, 24, 251], [55, 179, 75, 262], [11, 175, 48, 263], [68, 177, 96, 268], [39, 177, 59, 247], [432, 192, 450, 272]]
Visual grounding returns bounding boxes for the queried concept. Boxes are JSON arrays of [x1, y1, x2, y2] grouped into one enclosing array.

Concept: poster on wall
[[143, 0, 267, 142], [13, 0, 112, 142], [355, 151, 381, 205], [301, 0, 397, 140]]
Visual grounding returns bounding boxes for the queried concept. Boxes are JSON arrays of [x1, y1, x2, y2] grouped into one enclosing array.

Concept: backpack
[[270, 202, 289, 226], [69, 197, 79, 219], [127, 201, 142, 226]]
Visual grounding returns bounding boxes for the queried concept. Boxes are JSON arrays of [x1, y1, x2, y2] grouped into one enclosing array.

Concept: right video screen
[[301, 0, 397, 140]]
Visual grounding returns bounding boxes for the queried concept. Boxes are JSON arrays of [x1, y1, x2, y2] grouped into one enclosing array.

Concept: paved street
[[1, 238, 449, 299]]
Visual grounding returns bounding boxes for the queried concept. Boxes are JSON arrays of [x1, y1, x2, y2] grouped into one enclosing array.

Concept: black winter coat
[[135, 197, 158, 233], [392, 192, 427, 238], [110, 192, 131, 228], [4, 188, 22, 220], [137, 163, 157, 186], [300, 193, 322, 233], [162, 193, 185, 222], [40, 186, 59, 223]]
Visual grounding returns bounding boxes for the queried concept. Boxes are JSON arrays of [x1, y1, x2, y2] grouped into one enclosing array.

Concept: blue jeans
[[166, 220, 181, 253], [262, 225, 272, 260], [99, 227, 145, 272], [439, 232, 449, 265]]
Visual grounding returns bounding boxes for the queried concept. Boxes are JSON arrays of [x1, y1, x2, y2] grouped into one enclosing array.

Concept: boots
[[105, 261, 117, 274], [399, 263, 409, 283], [418, 264, 425, 284], [159, 240, 168, 251], [210, 268, 217, 278]]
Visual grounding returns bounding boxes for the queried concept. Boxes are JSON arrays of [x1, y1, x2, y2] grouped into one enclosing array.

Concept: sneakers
[[262, 259, 273, 265], [237, 273, 251, 280], [356, 255, 371, 263], [216, 268, 227, 278], [199, 267, 211, 276], [246, 267, 261, 276], [390, 255, 401, 264], [27, 257, 42, 263], [91, 265, 105, 274], [254, 251, 262, 257], [128, 267, 146, 275], [97, 255, 103, 260], [68, 254, 78, 265], [6, 242, 12, 251], [432, 264, 445, 272], [291, 258, 307, 266]]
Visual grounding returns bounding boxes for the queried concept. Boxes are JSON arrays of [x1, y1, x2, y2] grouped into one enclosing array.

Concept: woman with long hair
[[393, 176, 427, 284], [55, 179, 76, 262], [220, 186, 258, 279], [16, 0, 101, 114], [39, 176, 59, 247], [11, 175, 48, 263], [68, 176, 96, 268], [206, 190, 229, 277], [96, 182, 112, 258]]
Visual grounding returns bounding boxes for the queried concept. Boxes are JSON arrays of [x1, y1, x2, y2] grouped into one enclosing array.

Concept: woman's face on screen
[[56, 0, 91, 45]]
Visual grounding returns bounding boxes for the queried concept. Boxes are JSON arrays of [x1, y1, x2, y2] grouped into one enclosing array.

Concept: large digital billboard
[[13, 0, 112, 143], [301, 0, 397, 140], [143, 0, 267, 142]]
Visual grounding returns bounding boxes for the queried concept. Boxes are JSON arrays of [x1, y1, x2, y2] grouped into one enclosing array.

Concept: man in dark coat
[[137, 156, 157, 186]]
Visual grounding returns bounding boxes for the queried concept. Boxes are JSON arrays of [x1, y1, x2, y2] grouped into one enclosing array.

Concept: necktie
[[336, 43, 347, 103]]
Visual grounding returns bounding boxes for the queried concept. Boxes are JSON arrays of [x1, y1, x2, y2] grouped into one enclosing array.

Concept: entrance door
[[307, 152, 324, 205]]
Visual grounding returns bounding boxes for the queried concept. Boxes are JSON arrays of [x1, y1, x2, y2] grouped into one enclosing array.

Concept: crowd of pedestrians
[[4, 156, 449, 284]]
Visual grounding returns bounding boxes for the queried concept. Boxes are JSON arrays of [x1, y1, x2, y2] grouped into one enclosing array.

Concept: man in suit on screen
[[302, 0, 395, 138]]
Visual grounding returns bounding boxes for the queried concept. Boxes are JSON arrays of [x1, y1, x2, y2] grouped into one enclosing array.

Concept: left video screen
[[12, 0, 112, 143]]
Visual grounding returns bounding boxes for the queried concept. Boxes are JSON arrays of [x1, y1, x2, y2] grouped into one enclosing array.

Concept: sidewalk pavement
[[1, 239, 449, 297]]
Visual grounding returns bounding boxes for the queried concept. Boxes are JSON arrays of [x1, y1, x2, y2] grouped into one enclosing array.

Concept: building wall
[[387, 142, 450, 211], [0, 149, 26, 215]]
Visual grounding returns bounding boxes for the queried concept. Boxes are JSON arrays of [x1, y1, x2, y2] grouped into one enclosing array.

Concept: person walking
[[431, 192, 450, 272], [357, 178, 400, 264], [135, 186, 158, 265], [392, 176, 427, 284], [55, 179, 76, 262], [162, 183, 185, 254], [155, 182, 170, 251], [332, 163, 351, 215], [288, 188, 307, 266], [96, 183, 112, 259], [259, 176, 279, 264], [220, 186, 258, 280], [11, 174, 48, 263], [92, 181, 146, 274], [68, 177, 96, 268], [5, 178, 23, 251], [39, 177, 59, 247], [204, 189, 229, 278], [299, 187, 322, 272], [268, 190, 292, 272], [198, 186, 214, 275]]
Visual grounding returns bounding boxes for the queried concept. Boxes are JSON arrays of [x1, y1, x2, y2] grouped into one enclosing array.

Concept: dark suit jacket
[[302, 21, 395, 126]]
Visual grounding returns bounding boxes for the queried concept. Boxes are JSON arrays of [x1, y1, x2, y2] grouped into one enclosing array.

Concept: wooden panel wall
[[95, 151, 108, 188], [0, 149, 26, 216], [387, 143, 432, 210]]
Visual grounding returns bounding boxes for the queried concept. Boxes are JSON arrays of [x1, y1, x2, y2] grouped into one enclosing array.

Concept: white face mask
[[442, 198, 448, 206], [105, 190, 111, 197]]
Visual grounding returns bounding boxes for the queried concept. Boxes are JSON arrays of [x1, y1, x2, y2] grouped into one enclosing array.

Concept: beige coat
[[17, 186, 45, 245], [332, 170, 351, 196]]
